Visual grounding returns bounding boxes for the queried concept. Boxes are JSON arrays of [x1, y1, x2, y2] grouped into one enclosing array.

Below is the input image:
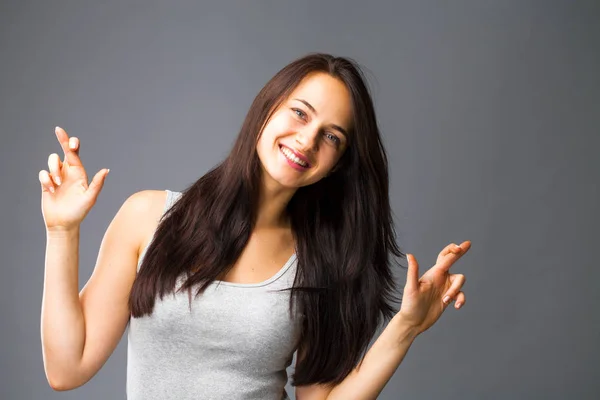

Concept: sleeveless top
[[126, 190, 303, 399]]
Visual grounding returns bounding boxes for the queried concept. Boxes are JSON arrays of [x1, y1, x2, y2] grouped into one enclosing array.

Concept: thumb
[[88, 168, 110, 198], [406, 254, 420, 290]]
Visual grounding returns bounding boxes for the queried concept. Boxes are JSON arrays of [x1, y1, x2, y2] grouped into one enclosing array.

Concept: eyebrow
[[294, 98, 348, 138]]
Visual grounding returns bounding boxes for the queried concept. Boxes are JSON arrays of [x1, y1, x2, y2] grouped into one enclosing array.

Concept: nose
[[295, 127, 319, 152]]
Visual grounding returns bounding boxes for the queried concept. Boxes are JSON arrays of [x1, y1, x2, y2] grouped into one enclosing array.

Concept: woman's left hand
[[397, 240, 471, 335]]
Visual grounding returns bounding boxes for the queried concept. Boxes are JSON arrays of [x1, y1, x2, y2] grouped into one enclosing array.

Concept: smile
[[279, 145, 310, 170]]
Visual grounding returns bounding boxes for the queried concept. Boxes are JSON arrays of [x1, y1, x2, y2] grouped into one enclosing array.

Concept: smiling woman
[[39, 53, 469, 400], [256, 72, 351, 188]]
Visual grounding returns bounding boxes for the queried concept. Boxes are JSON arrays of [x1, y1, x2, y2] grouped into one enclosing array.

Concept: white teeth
[[281, 147, 308, 167]]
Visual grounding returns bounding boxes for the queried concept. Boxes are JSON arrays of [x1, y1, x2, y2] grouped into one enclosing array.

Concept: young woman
[[40, 53, 470, 399]]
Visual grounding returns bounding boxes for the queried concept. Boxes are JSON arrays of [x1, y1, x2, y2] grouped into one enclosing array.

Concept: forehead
[[288, 72, 353, 130]]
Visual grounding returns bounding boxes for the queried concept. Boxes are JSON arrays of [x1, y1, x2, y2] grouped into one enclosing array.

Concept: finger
[[87, 168, 110, 199], [405, 254, 419, 289], [454, 291, 466, 309], [438, 242, 462, 259], [449, 272, 466, 286], [69, 136, 80, 155], [437, 240, 471, 263], [47, 153, 63, 186], [39, 170, 55, 193], [436, 240, 472, 272], [442, 274, 466, 305], [55, 126, 83, 167], [54, 126, 70, 155]]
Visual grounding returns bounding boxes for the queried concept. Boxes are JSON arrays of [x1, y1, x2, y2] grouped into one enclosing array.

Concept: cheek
[[268, 114, 293, 135], [258, 115, 296, 153], [258, 119, 282, 146], [256, 126, 282, 165], [318, 149, 341, 169]]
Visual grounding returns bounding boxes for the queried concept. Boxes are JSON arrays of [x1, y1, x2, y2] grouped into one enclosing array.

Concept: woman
[[40, 53, 469, 399]]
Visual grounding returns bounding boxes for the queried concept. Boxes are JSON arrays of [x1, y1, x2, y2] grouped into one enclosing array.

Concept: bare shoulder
[[121, 190, 169, 256], [122, 189, 168, 218], [70, 189, 170, 388]]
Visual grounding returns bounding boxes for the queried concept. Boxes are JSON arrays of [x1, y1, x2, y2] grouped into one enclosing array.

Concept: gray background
[[2, 0, 599, 399]]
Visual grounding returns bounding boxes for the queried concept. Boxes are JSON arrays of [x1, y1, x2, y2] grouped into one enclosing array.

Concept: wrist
[[46, 226, 80, 239], [390, 314, 421, 343]]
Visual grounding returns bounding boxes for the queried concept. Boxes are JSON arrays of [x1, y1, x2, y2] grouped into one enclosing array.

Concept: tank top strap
[[164, 189, 182, 213], [137, 189, 181, 271]]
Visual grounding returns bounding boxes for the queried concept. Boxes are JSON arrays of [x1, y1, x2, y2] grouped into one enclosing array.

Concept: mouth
[[279, 144, 311, 170]]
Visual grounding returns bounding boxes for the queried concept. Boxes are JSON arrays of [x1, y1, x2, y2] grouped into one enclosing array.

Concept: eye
[[324, 132, 340, 145], [292, 108, 307, 120]]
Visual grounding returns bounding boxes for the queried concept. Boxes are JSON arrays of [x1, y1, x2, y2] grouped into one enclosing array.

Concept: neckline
[[212, 252, 297, 288]]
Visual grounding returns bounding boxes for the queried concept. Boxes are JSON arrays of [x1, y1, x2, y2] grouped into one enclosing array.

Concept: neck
[[255, 174, 297, 230]]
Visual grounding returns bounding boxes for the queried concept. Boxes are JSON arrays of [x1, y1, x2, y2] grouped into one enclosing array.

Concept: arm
[[297, 244, 470, 400], [41, 190, 164, 390], [295, 316, 418, 400]]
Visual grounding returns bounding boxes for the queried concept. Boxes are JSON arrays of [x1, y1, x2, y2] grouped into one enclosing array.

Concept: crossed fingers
[[39, 127, 82, 193], [437, 241, 470, 309]]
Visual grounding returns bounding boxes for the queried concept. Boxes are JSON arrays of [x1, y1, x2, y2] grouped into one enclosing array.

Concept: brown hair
[[129, 53, 405, 386]]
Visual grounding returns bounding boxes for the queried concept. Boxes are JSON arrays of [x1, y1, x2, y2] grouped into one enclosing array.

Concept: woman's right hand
[[39, 126, 110, 232]]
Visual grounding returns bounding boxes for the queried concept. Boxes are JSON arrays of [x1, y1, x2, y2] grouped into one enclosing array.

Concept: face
[[256, 72, 353, 189]]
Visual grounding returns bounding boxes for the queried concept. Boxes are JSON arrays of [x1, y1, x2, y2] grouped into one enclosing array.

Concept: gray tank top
[[126, 190, 303, 399]]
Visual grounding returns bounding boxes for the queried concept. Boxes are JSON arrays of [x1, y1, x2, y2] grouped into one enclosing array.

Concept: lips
[[279, 144, 312, 167]]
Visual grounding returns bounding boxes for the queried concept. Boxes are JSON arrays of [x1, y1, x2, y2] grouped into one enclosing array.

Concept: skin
[[323, 242, 470, 399], [40, 127, 164, 390], [39, 72, 469, 399], [254, 72, 352, 228]]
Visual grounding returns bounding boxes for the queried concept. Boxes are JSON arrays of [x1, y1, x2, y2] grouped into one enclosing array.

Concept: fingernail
[[443, 296, 451, 304], [55, 176, 61, 185], [55, 126, 60, 133], [49, 186, 55, 193], [455, 244, 461, 249], [456, 302, 462, 309], [69, 138, 76, 149]]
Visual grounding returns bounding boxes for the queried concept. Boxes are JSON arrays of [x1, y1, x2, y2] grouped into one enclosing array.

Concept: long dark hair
[[129, 53, 405, 386]]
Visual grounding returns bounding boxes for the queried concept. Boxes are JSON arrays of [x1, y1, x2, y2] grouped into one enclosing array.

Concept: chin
[[269, 171, 305, 188], [263, 166, 320, 190]]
